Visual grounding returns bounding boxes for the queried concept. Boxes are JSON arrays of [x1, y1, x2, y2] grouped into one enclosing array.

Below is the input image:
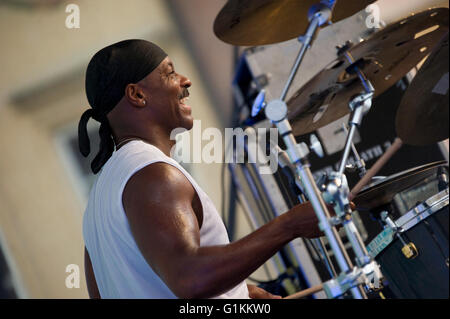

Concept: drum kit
[[213, 0, 449, 299]]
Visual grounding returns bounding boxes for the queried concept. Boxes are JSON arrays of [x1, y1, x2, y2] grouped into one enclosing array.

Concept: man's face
[[141, 56, 193, 132]]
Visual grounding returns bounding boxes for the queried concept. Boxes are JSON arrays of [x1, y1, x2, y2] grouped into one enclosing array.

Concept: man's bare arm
[[122, 162, 322, 299]]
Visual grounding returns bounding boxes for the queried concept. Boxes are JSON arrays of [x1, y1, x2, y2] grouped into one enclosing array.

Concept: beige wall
[[0, 104, 86, 298], [0, 0, 224, 298]]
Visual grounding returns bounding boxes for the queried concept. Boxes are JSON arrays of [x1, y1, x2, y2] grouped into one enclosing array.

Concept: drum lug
[[401, 242, 419, 259], [380, 211, 419, 259]]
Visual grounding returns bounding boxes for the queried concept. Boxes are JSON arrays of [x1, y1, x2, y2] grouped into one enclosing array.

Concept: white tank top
[[83, 140, 249, 299]]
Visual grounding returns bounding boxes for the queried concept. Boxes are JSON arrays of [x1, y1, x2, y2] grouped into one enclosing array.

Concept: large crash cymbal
[[287, 8, 449, 136], [214, 0, 375, 46], [396, 32, 449, 146]]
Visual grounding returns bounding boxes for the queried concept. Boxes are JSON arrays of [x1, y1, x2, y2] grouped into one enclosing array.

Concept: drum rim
[[396, 188, 449, 231], [366, 188, 449, 258]]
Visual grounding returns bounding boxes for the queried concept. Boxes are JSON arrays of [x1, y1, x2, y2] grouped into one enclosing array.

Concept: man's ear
[[125, 83, 147, 108]]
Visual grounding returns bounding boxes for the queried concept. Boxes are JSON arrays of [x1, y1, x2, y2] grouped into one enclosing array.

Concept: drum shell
[[376, 205, 449, 299]]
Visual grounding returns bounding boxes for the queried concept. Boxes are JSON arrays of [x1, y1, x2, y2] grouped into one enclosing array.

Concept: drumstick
[[349, 137, 403, 200], [283, 284, 324, 299]]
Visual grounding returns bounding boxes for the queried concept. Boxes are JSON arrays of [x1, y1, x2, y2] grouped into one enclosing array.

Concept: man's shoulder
[[125, 161, 195, 198]]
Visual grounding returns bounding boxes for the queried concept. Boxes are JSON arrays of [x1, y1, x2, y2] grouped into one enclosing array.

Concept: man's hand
[[285, 202, 340, 239], [285, 202, 323, 238], [247, 284, 282, 299]]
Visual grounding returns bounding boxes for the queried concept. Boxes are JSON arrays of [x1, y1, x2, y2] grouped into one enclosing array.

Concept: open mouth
[[179, 96, 190, 105], [178, 90, 192, 113], [179, 89, 191, 112]]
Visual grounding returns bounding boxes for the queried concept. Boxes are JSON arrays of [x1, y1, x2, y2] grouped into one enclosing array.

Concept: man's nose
[[180, 74, 192, 88]]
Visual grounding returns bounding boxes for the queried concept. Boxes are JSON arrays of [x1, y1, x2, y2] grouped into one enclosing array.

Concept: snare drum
[[367, 187, 449, 298]]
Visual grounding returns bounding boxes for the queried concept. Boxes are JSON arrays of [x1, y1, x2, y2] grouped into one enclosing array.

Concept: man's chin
[[184, 115, 194, 130]]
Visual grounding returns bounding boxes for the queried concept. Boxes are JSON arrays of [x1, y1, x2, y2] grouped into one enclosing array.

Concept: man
[[79, 39, 324, 299]]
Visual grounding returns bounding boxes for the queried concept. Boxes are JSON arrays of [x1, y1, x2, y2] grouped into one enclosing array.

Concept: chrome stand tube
[[272, 117, 365, 299]]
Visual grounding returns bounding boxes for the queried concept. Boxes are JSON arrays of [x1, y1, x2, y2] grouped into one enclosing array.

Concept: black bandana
[[78, 39, 168, 173]]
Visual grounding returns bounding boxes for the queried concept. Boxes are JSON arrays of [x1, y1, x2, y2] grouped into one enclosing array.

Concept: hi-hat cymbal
[[214, 0, 375, 46], [286, 8, 449, 136], [396, 32, 449, 146]]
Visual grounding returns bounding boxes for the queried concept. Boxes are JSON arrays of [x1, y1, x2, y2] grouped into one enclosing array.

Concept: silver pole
[[312, 238, 338, 278], [280, 13, 322, 101], [277, 122, 365, 299], [338, 124, 358, 175]]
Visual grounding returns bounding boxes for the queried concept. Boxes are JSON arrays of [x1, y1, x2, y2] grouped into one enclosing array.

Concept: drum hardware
[[298, 196, 338, 280], [311, 237, 338, 278], [276, 147, 336, 280], [230, 127, 329, 297], [250, 2, 393, 299], [217, 0, 449, 299], [380, 211, 419, 259], [272, 144, 337, 280], [335, 53, 374, 177], [320, 167, 384, 293], [285, 260, 383, 299], [251, 89, 266, 118], [395, 187, 449, 232], [437, 166, 449, 191], [349, 138, 404, 201], [401, 243, 419, 259], [318, 52, 381, 275], [279, 5, 331, 104], [322, 264, 380, 298], [309, 134, 325, 159], [263, 103, 371, 298], [283, 268, 362, 299], [365, 188, 448, 298], [247, 1, 402, 299], [342, 123, 367, 178]]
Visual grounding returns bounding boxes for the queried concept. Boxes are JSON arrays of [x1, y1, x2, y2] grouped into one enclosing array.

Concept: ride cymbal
[[286, 8, 449, 136], [213, 0, 375, 46], [396, 32, 449, 146]]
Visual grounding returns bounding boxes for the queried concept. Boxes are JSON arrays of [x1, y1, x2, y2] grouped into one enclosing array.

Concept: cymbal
[[287, 8, 449, 136], [352, 161, 448, 211], [396, 32, 449, 146], [213, 0, 375, 46]]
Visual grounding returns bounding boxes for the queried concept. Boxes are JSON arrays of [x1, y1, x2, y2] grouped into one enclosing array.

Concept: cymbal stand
[[280, 2, 331, 101], [275, 145, 337, 279], [337, 51, 375, 176], [342, 123, 367, 178], [254, 3, 369, 299], [321, 51, 383, 294]]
